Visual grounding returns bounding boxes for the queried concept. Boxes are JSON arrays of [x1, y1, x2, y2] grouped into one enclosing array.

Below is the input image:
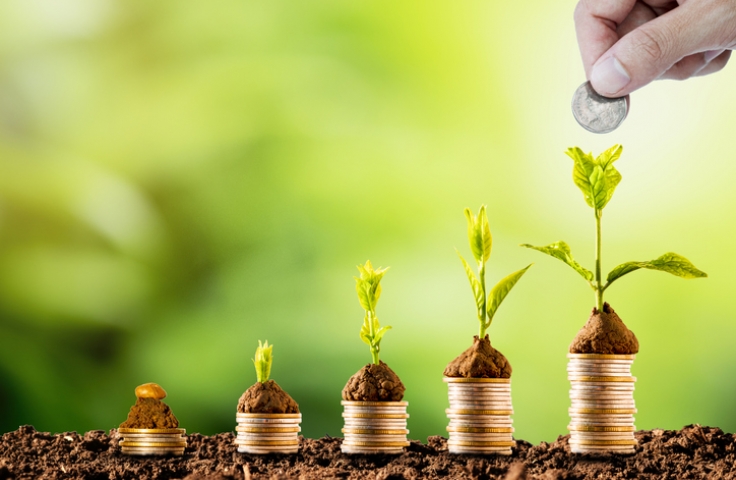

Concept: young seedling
[[355, 260, 391, 365], [252, 340, 273, 383], [522, 144, 706, 312], [458, 205, 532, 339]]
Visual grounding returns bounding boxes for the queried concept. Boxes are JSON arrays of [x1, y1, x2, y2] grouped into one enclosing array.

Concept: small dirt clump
[[569, 303, 639, 354], [119, 397, 179, 429], [444, 334, 512, 378], [237, 379, 299, 414], [342, 361, 405, 401]]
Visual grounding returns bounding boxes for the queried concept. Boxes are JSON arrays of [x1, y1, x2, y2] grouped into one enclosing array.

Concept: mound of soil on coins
[[342, 361, 405, 401], [2, 424, 735, 479], [119, 397, 179, 429], [237, 379, 299, 414], [443, 334, 512, 378], [569, 303, 639, 354]]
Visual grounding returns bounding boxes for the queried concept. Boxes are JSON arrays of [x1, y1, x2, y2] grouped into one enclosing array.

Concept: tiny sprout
[[252, 340, 273, 383], [522, 145, 706, 311], [458, 205, 532, 339], [355, 260, 391, 365]]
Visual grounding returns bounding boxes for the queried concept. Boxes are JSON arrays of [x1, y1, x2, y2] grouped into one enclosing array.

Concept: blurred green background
[[0, 0, 734, 445]]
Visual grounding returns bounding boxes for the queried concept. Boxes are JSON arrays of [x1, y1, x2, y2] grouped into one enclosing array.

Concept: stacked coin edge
[[118, 427, 187, 456], [444, 377, 515, 455], [341, 400, 410, 454], [567, 353, 637, 454], [235, 412, 302, 454]]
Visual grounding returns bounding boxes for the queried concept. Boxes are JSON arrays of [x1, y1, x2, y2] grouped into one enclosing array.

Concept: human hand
[[574, 0, 736, 97]]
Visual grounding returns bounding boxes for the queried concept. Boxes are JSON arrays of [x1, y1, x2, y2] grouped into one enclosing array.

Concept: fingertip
[[590, 55, 632, 97]]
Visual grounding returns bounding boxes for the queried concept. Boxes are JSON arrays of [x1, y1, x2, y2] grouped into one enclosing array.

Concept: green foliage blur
[[1, 0, 735, 445]]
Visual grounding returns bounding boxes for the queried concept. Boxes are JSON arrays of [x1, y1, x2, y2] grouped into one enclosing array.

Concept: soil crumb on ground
[[342, 361, 405, 401], [120, 397, 179, 429], [237, 379, 299, 414], [444, 335, 512, 378], [569, 303, 639, 354], [1, 424, 735, 479]]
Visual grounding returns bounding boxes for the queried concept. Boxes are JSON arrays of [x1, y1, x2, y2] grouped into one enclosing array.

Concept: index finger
[[574, 0, 638, 77]]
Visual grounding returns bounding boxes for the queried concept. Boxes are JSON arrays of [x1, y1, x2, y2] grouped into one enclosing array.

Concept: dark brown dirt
[[342, 361, 405, 401], [237, 380, 300, 414], [569, 303, 639, 355], [120, 397, 179, 429], [444, 335, 512, 378], [1, 424, 735, 479]]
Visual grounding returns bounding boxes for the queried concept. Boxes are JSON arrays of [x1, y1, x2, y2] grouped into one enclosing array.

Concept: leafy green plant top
[[252, 340, 273, 383], [458, 205, 532, 339], [355, 260, 391, 365], [522, 145, 706, 312]]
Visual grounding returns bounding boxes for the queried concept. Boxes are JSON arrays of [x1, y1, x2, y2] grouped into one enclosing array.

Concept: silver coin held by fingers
[[571, 82, 629, 134]]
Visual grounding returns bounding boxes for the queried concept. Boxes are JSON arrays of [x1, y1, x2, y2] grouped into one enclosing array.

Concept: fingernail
[[590, 55, 631, 97], [704, 49, 725, 63]]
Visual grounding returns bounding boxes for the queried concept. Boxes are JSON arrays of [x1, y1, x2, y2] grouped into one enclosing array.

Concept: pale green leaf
[[565, 145, 623, 211], [486, 264, 532, 325], [479, 205, 492, 262], [355, 278, 373, 312], [457, 250, 484, 319], [521, 241, 593, 282], [359, 316, 371, 345], [465, 207, 484, 263], [373, 325, 392, 344], [606, 252, 707, 285], [253, 340, 273, 383]]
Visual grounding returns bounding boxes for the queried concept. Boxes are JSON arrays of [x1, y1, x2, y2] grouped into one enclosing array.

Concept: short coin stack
[[118, 428, 187, 456], [235, 413, 302, 454], [341, 401, 410, 454], [444, 377, 515, 455], [567, 353, 637, 454]]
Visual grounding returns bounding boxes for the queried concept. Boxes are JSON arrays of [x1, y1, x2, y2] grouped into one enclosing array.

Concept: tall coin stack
[[444, 377, 515, 455], [341, 401, 410, 454], [235, 413, 302, 454], [118, 428, 187, 456], [567, 353, 637, 454]]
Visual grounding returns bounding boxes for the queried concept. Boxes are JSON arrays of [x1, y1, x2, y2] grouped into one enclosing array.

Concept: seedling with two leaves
[[522, 145, 706, 311]]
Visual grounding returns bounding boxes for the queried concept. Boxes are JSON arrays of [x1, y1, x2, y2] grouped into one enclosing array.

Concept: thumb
[[589, 4, 719, 97]]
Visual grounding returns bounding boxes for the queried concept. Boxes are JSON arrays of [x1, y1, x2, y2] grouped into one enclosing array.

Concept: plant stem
[[594, 209, 603, 311], [367, 311, 379, 365], [478, 261, 487, 338]]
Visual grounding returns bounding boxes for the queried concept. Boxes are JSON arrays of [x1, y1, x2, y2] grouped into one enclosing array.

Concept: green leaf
[[359, 316, 372, 345], [486, 264, 532, 325], [521, 241, 594, 282], [252, 340, 273, 383], [457, 250, 484, 319], [606, 252, 708, 286], [464, 207, 484, 263], [565, 145, 622, 211], [479, 205, 492, 263], [373, 325, 392, 345], [355, 279, 373, 312]]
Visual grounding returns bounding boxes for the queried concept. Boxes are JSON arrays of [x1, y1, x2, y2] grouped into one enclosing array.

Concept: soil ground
[[1, 424, 735, 479]]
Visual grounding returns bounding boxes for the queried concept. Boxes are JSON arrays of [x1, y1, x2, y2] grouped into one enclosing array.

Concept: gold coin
[[342, 413, 409, 419], [341, 428, 409, 435], [342, 441, 409, 447], [568, 425, 635, 432], [570, 439, 637, 446], [120, 441, 188, 448], [235, 426, 302, 433], [236, 413, 301, 419], [569, 407, 637, 414], [236, 439, 299, 446], [341, 401, 408, 407], [568, 376, 636, 382], [446, 408, 513, 415], [446, 426, 514, 434], [117, 428, 185, 434], [447, 440, 515, 447], [443, 377, 510, 384]]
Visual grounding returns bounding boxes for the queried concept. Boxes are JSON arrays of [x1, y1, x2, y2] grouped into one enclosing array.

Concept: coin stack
[[118, 428, 187, 456], [235, 412, 302, 454], [567, 353, 637, 454], [444, 377, 515, 455], [341, 401, 410, 454]]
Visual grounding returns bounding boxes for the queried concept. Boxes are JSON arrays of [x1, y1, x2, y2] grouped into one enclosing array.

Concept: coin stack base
[[118, 428, 187, 456], [567, 353, 637, 455], [341, 401, 409, 454], [444, 377, 515, 455], [235, 413, 301, 454]]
